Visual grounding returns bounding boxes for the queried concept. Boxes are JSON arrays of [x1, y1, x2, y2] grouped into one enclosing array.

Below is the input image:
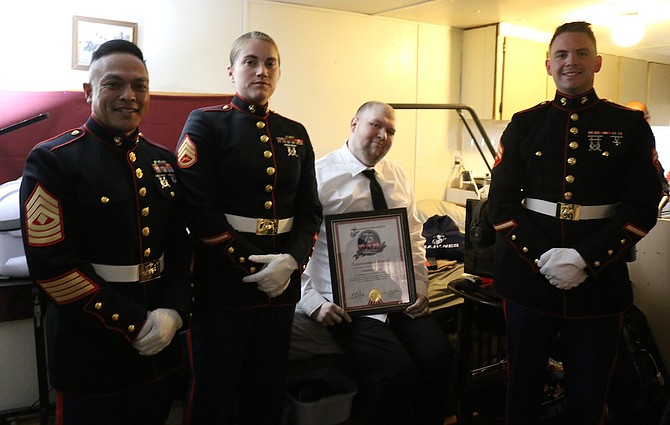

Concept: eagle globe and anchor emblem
[[353, 228, 387, 260]]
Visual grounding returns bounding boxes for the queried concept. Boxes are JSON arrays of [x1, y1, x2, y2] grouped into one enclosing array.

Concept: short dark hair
[[550, 21, 597, 52], [91, 39, 145, 65]]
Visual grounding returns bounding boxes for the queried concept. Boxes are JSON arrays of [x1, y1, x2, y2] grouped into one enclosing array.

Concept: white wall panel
[[247, 0, 419, 160], [618, 57, 648, 106]]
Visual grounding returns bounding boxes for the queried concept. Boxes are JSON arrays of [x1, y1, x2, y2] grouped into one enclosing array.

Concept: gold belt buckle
[[557, 203, 581, 221], [139, 259, 161, 282], [256, 218, 279, 235]]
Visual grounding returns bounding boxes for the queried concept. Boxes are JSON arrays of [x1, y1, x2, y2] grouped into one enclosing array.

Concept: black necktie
[[362, 169, 388, 210]]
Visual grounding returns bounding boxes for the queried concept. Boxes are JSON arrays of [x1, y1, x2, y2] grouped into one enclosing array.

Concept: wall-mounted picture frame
[[72, 16, 137, 71], [325, 208, 417, 316]]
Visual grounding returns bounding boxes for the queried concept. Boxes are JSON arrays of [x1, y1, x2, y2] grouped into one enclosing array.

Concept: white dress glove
[[132, 308, 183, 356], [243, 253, 298, 298], [537, 248, 588, 290]]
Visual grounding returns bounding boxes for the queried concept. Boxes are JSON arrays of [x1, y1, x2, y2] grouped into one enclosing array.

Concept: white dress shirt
[[297, 143, 429, 320]]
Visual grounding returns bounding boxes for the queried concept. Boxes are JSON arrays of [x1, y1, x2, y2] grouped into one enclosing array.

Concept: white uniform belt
[[225, 214, 294, 235], [523, 198, 617, 221], [92, 254, 164, 283]]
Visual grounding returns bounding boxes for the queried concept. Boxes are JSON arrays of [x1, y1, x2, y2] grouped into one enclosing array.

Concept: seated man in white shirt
[[297, 101, 453, 425]]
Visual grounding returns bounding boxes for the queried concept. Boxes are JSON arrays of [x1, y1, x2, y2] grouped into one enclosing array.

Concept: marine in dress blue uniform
[[20, 116, 192, 418], [488, 89, 661, 424], [177, 94, 322, 424], [176, 95, 321, 307]]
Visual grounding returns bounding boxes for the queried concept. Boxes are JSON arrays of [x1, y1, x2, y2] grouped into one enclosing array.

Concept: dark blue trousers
[[504, 301, 622, 425], [57, 373, 176, 425], [185, 304, 295, 425]]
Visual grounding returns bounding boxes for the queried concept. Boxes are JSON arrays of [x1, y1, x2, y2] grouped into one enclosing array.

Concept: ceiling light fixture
[[610, 12, 645, 47]]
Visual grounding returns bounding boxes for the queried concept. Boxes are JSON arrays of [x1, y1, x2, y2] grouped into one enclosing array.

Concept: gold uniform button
[[567, 157, 577, 165], [569, 141, 579, 149], [522, 247, 529, 253], [95, 302, 102, 310], [144, 248, 151, 257], [250, 267, 256, 273], [608, 250, 614, 255], [265, 185, 273, 193], [128, 325, 136, 333], [248, 104, 256, 113], [535, 151, 542, 157], [256, 121, 266, 129], [570, 113, 579, 121], [142, 227, 150, 237], [569, 127, 578, 135], [260, 135, 270, 143], [71, 130, 80, 136], [264, 201, 273, 209], [239, 257, 245, 263], [565, 175, 575, 183], [228, 247, 235, 254], [602, 151, 610, 157], [594, 261, 601, 267], [560, 98, 567, 105], [534, 259, 539, 264], [136, 168, 144, 178], [129, 152, 136, 162], [112, 314, 119, 321], [511, 235, 517, 241], [266, 167, 275, 176], [139, 187, 147, 197], [114, 136, 123, 146], [142, 207, 150, 217], [101, 196, 109, 204], [620, 239, 626, 245], [564, 192, 573, 200], [170, 191, 175, 197], [264, 150, 272, 159]]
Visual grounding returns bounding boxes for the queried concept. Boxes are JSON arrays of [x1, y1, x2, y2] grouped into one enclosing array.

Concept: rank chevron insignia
[[177, 134, 198, 168], [25, 183, 64, 246]]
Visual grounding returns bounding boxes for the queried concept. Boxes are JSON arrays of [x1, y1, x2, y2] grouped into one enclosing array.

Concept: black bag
[[607, 305, 669, 425], [422, 214, 465, 262], [464, 198, 495, 278]]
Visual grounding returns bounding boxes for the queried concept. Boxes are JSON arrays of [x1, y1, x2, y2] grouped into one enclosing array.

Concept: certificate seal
[[368, 289, 382, 304]]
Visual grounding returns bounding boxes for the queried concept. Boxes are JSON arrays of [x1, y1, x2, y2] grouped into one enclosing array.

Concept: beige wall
[[0, 0, 462, 201]]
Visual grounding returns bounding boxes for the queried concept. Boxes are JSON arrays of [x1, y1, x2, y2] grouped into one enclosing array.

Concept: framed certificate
[[325, 208, 417, 316]]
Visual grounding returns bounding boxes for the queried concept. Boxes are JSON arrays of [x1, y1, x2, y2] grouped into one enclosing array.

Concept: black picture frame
[[325, 208, 417, 316]]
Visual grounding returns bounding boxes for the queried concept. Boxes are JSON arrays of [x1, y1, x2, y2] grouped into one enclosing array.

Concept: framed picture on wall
[[72, 16, 137, 71]]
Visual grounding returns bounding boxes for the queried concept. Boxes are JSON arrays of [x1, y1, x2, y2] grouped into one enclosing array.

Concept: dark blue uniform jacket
[[176, 95, 322, 308], [20, 116, 192, 395], [488, 90, 660, 317]]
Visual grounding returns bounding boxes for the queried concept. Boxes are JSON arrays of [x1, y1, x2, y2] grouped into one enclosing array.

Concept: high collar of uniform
[[231, 94, 270, 118], [552, 89, 599, 110], [85, 115, 141, 149]]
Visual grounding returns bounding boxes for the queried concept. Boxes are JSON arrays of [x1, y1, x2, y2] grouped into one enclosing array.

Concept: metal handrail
[[388, 103, 495, 172], [0, 113, 50, 136]]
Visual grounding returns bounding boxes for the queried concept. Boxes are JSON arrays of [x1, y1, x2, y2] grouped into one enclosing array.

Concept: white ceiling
[[267, 0, 670, 63]]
